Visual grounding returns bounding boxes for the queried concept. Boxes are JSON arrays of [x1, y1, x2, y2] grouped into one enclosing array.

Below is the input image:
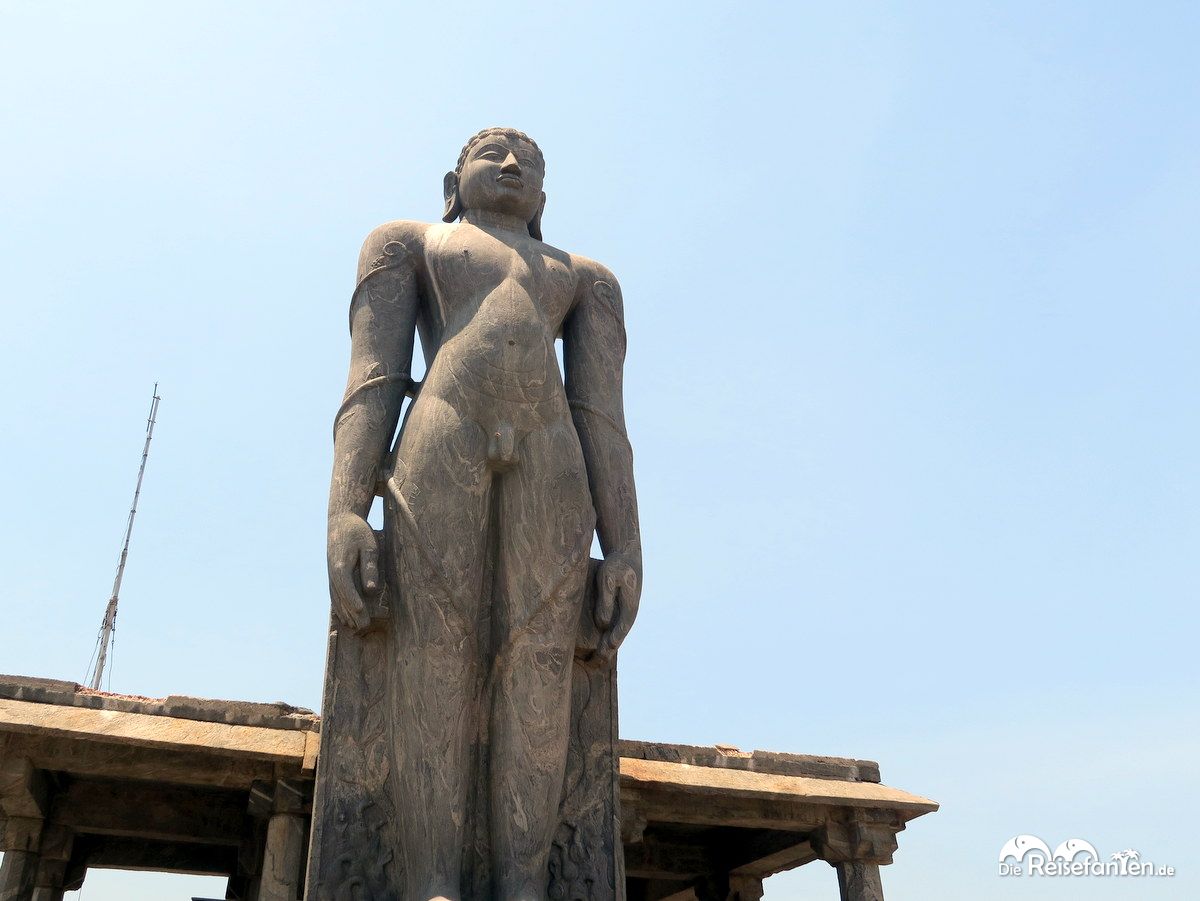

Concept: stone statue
[[308, 128, 642, 900]]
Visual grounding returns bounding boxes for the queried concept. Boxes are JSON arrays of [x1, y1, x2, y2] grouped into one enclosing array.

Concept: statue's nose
[[500, 152, 521, 175]]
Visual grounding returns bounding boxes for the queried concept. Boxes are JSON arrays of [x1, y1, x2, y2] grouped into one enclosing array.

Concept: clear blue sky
[[1, 2, 1196, 898]]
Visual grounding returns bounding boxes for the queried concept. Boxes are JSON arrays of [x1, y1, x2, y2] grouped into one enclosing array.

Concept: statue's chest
[[427, 228, 576, 324]]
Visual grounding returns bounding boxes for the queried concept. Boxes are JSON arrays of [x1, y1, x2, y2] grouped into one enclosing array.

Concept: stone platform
[[0, 675, 936, 900]]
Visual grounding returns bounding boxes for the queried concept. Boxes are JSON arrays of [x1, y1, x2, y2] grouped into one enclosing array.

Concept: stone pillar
[[29, 884, 63, 901], [0, 817, 44, 901], [0, 851, 39, 901], [250, 780, 308, 901], [0, 757, 51, 901], [30, 826, 72, 901], [834, 861, 884, 901], [260, 811, 306, 901]]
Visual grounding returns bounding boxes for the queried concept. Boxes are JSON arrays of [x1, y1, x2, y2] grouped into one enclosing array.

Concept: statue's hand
[[594, 550, 641, 663], [327, 512, 381, 632]]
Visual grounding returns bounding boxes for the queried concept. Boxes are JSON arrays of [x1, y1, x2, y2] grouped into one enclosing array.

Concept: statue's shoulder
[[568, 254, 623, 319], [568, 253, 621, 292], [565, 254, 625, 332], [356, 219, 431, 281]]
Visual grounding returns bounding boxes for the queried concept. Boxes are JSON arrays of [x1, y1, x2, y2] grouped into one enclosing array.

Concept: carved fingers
[[328, 513, 379, 633], [358, 541, 380, 596], [595, 554, 641, 663]]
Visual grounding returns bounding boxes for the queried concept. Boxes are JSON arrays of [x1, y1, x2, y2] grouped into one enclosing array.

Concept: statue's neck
[[461, 208, 529, 236]]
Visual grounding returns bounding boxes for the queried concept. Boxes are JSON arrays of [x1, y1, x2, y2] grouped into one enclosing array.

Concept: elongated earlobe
[[528, 192, 546, 241], [442, 171, 462, 223]]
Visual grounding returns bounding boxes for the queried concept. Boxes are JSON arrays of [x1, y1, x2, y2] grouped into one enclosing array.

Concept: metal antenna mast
[[88, 384, 161, 691]]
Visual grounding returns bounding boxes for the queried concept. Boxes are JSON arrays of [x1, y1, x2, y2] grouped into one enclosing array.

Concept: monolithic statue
[[308, 128, 641, 900]]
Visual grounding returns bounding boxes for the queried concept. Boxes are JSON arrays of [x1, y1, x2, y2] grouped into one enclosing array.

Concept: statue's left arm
[[564, 262, 642, 660]]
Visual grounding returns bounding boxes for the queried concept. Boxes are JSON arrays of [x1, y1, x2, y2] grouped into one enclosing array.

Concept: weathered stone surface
[[620, 759, 935, 816], [0, 676, 317, 733], [0, 698, 307, 763], [311, 127, 643, 899], [618, 741, 880, 783]]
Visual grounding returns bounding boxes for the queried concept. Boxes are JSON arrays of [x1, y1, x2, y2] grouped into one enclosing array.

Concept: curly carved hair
[[454, 127, 545, 176]]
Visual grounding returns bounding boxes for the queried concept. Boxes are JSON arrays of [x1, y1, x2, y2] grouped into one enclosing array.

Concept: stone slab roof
[[0, 672, 940, 833], [0, 674, 887, 786]]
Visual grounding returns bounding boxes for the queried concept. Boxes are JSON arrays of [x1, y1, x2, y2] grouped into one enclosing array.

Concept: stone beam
[[2, 734, 278, 791], [51, 779, 245, 846], [624, 839, 711, 879], [79, 835, 238, 876], [622, 786, 824, 832], [727, 835, 817, 877]]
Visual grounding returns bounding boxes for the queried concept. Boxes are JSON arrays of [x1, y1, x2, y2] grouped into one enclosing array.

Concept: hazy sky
[[1, 2, 1196, 899]]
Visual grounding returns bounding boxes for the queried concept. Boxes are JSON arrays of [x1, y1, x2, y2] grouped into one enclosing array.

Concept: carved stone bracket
[[1, 815, 44, 854], [248, 778, 310, 821], [620, 809, 648, 846], [811, 809, 903, 866], [726, 873, 765, 901], [0, 757, 49, 823]]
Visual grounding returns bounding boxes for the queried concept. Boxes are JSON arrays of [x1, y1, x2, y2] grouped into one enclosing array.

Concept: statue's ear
[[528, 191, 546, 241], [442, 171, 462, 223]]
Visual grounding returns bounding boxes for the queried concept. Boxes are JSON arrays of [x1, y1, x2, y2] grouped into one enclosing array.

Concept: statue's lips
[[496, 174, 523, 187]]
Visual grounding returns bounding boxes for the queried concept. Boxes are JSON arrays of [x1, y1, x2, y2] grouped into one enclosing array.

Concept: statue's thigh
[[490, 428, 592, 754], [385, 395, 491, 645], [496, 423, 596, 634]]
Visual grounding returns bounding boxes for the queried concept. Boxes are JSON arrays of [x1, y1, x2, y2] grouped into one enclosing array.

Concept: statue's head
[[443, 127, 546, 239]]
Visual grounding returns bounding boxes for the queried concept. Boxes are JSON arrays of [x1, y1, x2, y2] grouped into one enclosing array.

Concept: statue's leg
[[385, 394, 492, 901], [489, 422, 595, 900]]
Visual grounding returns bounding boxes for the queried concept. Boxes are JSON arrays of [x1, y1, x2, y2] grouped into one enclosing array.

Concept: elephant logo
[[1053, 839, 1099, 861], [999, 835, 1052, 862]]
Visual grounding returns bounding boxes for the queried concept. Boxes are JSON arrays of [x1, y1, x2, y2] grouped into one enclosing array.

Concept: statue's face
[[456, 134, 544, 222]]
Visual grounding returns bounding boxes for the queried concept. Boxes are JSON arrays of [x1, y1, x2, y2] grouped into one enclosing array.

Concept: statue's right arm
[[327, 221, 423, 630]]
